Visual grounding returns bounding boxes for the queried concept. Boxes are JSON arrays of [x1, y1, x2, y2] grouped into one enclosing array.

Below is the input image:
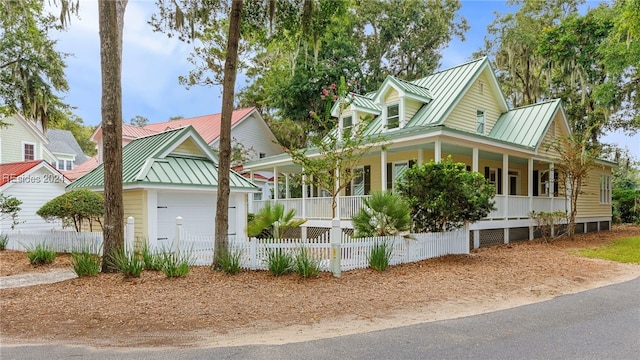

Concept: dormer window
[[476, 110, 485, 135], [386, 103, 399, 129], [343, 115, 352, 131]]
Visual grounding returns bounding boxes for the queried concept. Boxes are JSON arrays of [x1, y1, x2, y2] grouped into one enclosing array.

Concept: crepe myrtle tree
[[397, 157, 496, 232], [37, 189, 104, 232]]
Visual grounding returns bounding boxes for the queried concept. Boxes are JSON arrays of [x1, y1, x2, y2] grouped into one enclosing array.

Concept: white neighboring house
[[0, 160, 70, 232]]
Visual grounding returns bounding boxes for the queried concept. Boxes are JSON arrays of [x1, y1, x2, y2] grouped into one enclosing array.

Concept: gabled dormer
[[331, 93, 381, 137], [372, 76, 431, 131]]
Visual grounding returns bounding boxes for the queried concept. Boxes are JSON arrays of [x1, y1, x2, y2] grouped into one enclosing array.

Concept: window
[[393, 161, 408, 190], [65, 160, 73, 170], [23, 143, 35, 161], [600, 175, 611, 204], [351, 167, 365, 196], [259, 152, 266, 159], [343, 115, 352, 129], [386, 103, 399, 129], [57, 160, 65, 170], [476, 110, 485, 134]]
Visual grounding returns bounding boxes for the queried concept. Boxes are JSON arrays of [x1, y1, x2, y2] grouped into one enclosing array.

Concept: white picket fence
[[2, 230, 103, 254], [177, 226, 469, 271]]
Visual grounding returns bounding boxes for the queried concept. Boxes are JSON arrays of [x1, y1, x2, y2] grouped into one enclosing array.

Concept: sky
[[51, 0, 638, 155]]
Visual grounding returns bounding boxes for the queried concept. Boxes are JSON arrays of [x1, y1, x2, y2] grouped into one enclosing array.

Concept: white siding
[[211, 114, 283, 160], [0, 166, 66, 231]]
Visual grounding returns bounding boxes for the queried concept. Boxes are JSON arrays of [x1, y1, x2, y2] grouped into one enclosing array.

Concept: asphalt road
[[2, 277, 639, 360]]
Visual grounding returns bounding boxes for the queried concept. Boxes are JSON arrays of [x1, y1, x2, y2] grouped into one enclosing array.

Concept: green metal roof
[[68, 126, 258, 191], [407, 57, 487, 127], [350, 93, 381, 113], [489, 99, 562, 149], [391, 77, 432, 101]]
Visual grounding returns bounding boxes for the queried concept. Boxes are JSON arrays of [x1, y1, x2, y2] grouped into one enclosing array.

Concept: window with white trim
[[23, 143, 35, 160], [476, 110, 485, 134], [600, 175, 611, 204], [55, 159, 74, 171], [386, 103, 399, 130], [342, 115, 353, 137]]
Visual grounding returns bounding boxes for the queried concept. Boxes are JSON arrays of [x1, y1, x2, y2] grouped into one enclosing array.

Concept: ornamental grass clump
[[368, 240, 393, 271], [26, 243, 57, 265], [140, 243, 164, 271], [109, 249, 144, 278], [266, 248, 293, 276], [215, 248, 243, 275], [160, 251, 193, 278], [0, 234, 8, 250], [294, 247, 321, 278], [71, 251, 101, 277]]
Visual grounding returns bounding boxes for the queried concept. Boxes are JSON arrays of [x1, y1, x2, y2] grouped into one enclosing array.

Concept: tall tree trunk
[[98, 0, 127, 272], [213, 0, 243, 267]]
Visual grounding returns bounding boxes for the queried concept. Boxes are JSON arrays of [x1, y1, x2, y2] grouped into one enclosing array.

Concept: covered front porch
[[246, 132, 569, 228]]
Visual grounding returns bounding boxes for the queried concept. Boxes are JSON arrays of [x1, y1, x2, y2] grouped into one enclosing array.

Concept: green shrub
[[26, 243, 57, 265], [36, 189, 104, 232], [71, 251, 101, 277], [160, 251, 193, 278], [140, 244, 164, 271], [368, 241, 392, 271], [266, 248, 293, 276], [612, 189, 640, 224], [215, 248, 243, 275], [352, 191, 412, 237], [0, 234, 8, 250], [294, 247, 320, 278], [108, 250, 144, 278]]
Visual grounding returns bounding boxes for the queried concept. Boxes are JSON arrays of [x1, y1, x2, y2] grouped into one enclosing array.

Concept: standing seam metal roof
[[488, 99, 561, 148]]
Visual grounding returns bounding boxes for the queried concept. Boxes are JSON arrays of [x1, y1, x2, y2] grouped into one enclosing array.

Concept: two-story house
[[244, 57, 616, 247]]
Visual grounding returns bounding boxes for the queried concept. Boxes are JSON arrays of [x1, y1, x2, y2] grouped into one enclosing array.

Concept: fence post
[[330, 217, 341, 278], [250, 237, 257, 270], [175, 216, 183, 254], [125, 216, 134, 256]]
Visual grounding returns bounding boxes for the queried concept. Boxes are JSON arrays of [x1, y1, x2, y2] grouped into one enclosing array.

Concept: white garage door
[[157, 192, 216, 243]]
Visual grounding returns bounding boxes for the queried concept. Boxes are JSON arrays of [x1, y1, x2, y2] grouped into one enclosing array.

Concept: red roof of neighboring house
[[121, 123, 159, 139], [143, 107, 256, 144], [64, 155, 100, 181], [0, 160, 66, 187]]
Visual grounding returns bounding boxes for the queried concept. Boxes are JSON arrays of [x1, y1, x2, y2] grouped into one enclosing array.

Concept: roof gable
[[68, 126, 257, 191], [0, 160, 69, 188], [489, 99, 565, 149], [46, 129, 89, 164]]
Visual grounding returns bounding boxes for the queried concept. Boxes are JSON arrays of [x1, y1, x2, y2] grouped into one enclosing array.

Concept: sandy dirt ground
[[0, 224, 638, 349]]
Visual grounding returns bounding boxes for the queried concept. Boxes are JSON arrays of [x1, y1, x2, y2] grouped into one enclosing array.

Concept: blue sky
[[52, 0, 637, 154]]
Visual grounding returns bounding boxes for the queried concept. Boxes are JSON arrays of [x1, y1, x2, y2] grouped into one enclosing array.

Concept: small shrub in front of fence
[[266, 248, 293, 276], [140, 244, 164, 271], [26, 243, 57, 265], [368, 240, 393, 271], [109, 249, 144, 278], [0, 234, 8, 250], [294, 247, 321, 278], [71, 251, 101, 277], [215, 248, 243, 275]]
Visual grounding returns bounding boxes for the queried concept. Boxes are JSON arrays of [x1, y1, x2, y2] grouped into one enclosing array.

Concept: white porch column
[[503, 153, 509, 219], [381, 149, 387, 191], [301, 173, 307, 219], [334, 166, 341, 219], [285, 173, 290, 199], [549, 162, 554, 212], [528, 158, 534, 240], [248, 170, 255, 213], [417, 149, 423, 166], [273, 166, 278, 200], [472, 148, 479, 172], [434, 139, 441, 163]]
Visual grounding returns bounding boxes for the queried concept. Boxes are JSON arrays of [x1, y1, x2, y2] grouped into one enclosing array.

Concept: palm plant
[[248, 203, 306, 239], [352, 191, 411, 237]]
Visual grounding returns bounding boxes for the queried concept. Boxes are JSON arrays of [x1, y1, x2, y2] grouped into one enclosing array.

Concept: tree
[[287, 78, 379, 218], [168, 115, 184, 121], [0, 194, 23, 230], [247, 203, 306, 239], [98, 0, 127, 272], [37, 189, 104, 232], [351, 191, 411, 237], [548, 128, 600, 238], [397, 157, 496, 232], [0, 0, 74, 128], [129, 114, 149, 127]]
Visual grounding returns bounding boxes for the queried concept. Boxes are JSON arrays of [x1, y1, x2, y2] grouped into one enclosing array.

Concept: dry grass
[[0, 224, 638, 348]]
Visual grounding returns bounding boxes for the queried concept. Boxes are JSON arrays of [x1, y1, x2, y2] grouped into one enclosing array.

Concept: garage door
[[157, 192, 216, 243], [156, 192, 239, 243]]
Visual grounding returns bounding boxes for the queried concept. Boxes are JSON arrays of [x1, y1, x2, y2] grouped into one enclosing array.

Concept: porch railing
[[253, 194, 569, 221]]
